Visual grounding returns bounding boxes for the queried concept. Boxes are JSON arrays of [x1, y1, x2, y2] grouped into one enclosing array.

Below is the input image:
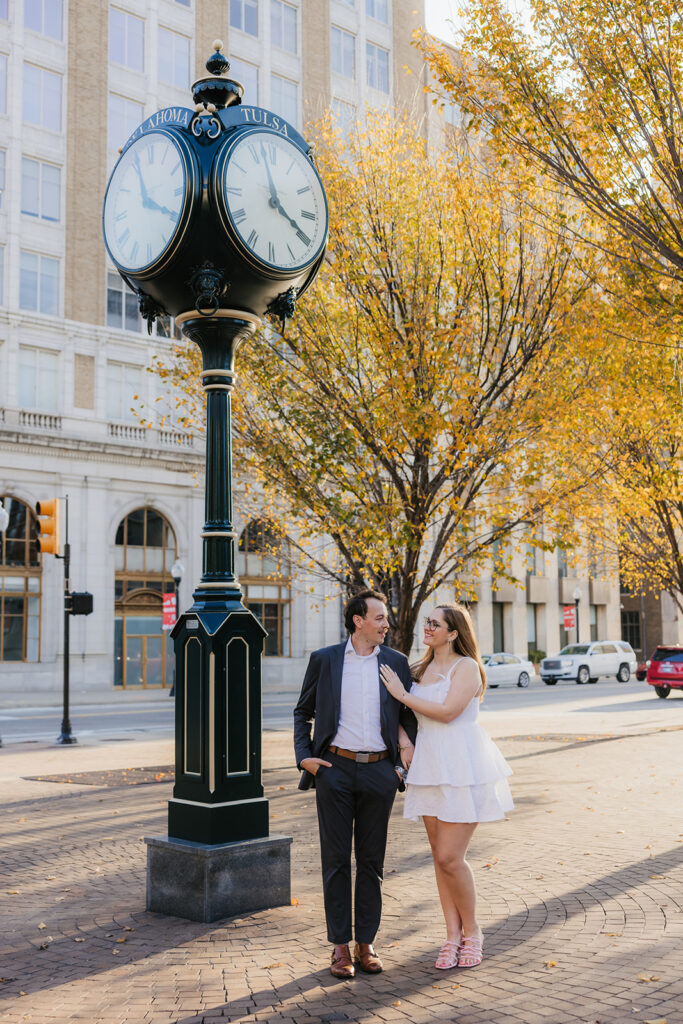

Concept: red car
[[647, 645, 683, 698]]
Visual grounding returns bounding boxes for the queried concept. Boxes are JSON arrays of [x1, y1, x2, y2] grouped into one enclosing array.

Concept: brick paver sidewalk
[[1, 727, 682, 1024]]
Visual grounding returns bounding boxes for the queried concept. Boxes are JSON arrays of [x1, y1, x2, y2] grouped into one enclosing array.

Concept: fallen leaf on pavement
[[116, 938, 126, 944], [544, 960, 557, 968], [604, 932, 622, 937], [111, 949, 119, 956], [123, 927, 134, 932], [649, 874, 664, 879], [37, 923, 46, 931], [74, 938, 85, 943], [638, 973, 661, 982], [393, 1001, 401, 1006], [643, 1019, 667, 1024]]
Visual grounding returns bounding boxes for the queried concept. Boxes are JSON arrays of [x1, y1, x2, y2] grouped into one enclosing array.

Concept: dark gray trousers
[[315, 750, 399, 944]]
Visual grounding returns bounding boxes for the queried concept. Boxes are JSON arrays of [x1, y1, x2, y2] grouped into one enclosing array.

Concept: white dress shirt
[[331, 636, 386, 752]]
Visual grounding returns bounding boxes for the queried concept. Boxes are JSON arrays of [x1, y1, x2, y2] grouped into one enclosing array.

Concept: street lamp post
[[101, 42, 328, 922], [171, 558, 184, 620], [573, 586, 582, 641]]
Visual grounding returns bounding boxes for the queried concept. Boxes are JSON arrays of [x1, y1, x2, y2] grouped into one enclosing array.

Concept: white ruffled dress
[[403, 672, 514, 823]]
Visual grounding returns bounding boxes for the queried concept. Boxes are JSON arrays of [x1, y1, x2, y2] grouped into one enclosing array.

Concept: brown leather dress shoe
[[353, 942, 383, 973], [330, 943, 355, 978]]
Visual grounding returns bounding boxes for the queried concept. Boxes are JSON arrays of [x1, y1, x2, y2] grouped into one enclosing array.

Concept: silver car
[[482, 653, 534, 688], [540, 641, 637, 685]]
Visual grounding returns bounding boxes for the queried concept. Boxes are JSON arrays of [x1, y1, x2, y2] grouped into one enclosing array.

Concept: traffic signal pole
[[56, 496, 75, 744]]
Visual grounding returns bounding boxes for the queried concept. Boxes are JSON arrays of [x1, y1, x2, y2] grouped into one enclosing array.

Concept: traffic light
[[36, 498, 61, 555]]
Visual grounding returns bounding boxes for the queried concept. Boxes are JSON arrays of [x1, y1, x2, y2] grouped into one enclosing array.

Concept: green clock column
[[168, 312, 268, 845]]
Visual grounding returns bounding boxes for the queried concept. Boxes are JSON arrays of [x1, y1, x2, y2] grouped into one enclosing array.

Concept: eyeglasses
[[423, 617, 444, 631]]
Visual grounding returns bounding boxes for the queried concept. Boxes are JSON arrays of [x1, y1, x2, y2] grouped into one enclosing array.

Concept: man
[[293, 590, 417, 979]]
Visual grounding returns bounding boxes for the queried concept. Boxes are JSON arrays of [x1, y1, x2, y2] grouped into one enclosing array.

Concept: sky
[[425, 0, 462, 43], [425, 1, 531, 42]]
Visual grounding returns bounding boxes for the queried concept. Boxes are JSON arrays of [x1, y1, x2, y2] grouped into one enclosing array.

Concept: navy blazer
[[293, 641, 418, 791]]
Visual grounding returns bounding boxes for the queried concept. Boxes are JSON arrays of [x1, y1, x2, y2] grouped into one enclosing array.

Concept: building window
[[331, 26, 355, 79], [332, 98, 356, 138], [238, 519, 291, 656], [174, 0, 191, 5], [108, 94, 144, 152], [0, 1, 7, 20], [0, 245, 4, 305], [18, 346, 59, 411], [526, 603, 537, 658], [158, 28, 190, 89], [23, 64, 62, 131], [0, 54, 6, 114], [366, 41, 389, 92], [229, 57, 258, 102], [230, 0, 258, 36], [106, 360, 143, 422], [0, 496, 41, 662], [107, 271, 141, 332], [492, 602, 505, 651], [525, 542, 538, 577], [21, 157, 61, 222], [114, 508, 176, 688], [0, 148, 4, 208], [271, 0, 296, 53], [366, 0, 388, 22], [557, 548, 569, 579], [109, 8, 145, 72], [25, 0, 63, 40], [270, 75, 298, 127], [591, 603, 599, 643], [19, 251, 59, 315]]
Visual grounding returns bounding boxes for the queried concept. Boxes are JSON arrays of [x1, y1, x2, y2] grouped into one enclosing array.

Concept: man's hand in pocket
[[301, 757, 332, 775]]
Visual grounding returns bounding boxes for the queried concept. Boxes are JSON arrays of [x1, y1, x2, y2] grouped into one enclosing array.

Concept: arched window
[[114, 508, 176, 687], [238, 518, 291, 657], [0, 496, 41, 662]]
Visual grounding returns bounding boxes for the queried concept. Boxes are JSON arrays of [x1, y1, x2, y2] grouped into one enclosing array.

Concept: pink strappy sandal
[[435, 939, 460, 969], [457, 934, 483, 967]]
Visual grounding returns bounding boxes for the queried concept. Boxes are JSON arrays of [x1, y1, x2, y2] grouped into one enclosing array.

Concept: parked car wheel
[[576, 666, 590, 685], [654, 684, 671, 699], [517, 671, 530, 688], [617, 663, 630, 683], [488, 683, 499, 688], [543, 678, 557, 685], [589, 677, 598, 684]]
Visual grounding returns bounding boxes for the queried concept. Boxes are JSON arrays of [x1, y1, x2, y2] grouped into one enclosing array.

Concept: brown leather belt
[[327, 745, 389, 763]]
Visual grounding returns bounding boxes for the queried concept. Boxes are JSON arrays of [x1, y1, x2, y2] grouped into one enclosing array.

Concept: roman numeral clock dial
[[216, 129, 328, 274], [103, 130, 191, 274]]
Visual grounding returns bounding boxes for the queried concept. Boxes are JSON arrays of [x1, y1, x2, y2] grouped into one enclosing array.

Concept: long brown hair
[[410, 603, 487, 697]]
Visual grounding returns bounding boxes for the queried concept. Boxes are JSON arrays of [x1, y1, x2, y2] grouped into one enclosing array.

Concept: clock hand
[[260, 143, 280, 207], [144, 195, 177, 219], [132, 159, 151, 207], [275, 200, 303, 234]]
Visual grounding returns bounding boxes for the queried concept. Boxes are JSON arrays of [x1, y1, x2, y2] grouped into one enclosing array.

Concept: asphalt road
[[1, 674, 680, 744]]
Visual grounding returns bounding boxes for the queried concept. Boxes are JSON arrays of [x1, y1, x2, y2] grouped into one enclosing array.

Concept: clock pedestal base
[[145, 833, 292, 922]]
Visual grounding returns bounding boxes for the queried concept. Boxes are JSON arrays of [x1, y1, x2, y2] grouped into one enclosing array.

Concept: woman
[[380, 603, 512, 970]]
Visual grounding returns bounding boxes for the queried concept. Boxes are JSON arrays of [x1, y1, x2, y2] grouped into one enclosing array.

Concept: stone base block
[[145, 833, 292, 922]]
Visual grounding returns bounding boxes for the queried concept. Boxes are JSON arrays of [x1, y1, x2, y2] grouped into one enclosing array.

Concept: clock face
[[103, 131, 191, 273], [216, 129, 328, 274]]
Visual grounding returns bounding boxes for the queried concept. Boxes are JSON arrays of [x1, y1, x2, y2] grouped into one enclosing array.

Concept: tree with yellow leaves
[[420, 2, 683, 614], [156, 110, 608, 653]]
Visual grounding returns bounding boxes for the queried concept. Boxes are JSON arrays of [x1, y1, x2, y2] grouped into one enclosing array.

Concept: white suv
[[541, 641, 637, 685]]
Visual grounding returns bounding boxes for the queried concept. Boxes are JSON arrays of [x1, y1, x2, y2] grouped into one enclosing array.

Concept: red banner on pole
[[563, 605, 576, 630], [163, 592, 177, 630]]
